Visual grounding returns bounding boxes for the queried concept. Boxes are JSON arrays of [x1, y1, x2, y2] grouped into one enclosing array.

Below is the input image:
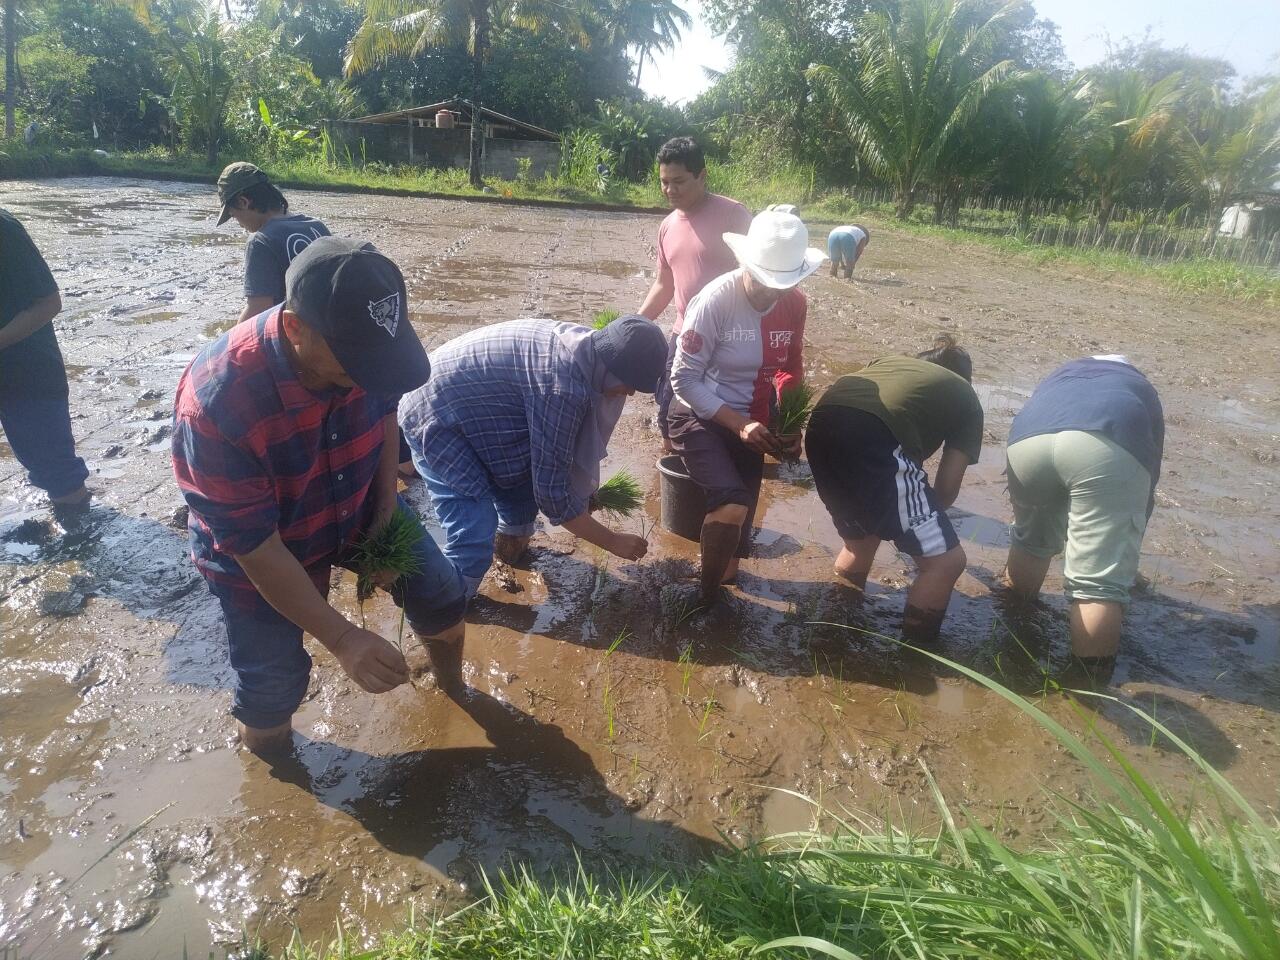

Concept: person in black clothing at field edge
[[0, 209, 91, 510]]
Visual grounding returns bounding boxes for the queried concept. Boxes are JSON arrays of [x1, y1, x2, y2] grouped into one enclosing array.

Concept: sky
[[640, 0, 1280, 104]]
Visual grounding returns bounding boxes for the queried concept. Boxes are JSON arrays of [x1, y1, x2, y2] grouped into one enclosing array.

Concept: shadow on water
[[267, 689, 710, 881]]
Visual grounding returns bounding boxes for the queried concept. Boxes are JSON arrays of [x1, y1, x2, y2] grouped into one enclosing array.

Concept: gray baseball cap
[[284, 237, 430, 396], [215, 161, 270, 225]]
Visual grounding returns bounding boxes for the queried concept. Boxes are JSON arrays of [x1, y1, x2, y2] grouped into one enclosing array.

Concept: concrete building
[[1218, 192, 1280, 240], [323, 98, 561, 181]]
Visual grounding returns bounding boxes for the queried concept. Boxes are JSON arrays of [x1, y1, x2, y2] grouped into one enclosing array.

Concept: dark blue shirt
[[1009, 358, 1165, 513], [0, 209, 65, 394], [243, 214, 331, 301]]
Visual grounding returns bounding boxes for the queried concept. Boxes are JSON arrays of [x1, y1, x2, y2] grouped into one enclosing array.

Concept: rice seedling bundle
[[592, 308, 621, 330], [352, 506, 423, 601], [774, 381, 816, 437], [595, 470, 644, 517]]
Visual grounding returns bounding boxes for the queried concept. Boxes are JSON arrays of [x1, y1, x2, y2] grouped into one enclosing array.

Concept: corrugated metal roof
[[352, 98, 559, 141]]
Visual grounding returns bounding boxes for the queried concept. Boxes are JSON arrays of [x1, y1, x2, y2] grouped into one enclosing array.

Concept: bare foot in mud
[[238, 721, 294, 757]]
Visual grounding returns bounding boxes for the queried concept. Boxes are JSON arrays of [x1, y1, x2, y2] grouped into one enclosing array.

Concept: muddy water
[[1, 178, 1277, 957]]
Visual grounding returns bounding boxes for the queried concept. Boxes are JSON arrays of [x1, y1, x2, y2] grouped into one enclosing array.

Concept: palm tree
[[162, 3, 236, 165], [808, 0, 1020, 220], [623, 0, 691, 89], [1176, 90, 1280, 241], [1078, 69, 1183, 230], [1003, 72, 1090, 230], [4, 0, 15, 139]]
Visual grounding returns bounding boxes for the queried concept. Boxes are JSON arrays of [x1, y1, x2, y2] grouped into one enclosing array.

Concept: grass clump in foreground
[[270, 643, 1278, 960], [594, 470, 644, 518]]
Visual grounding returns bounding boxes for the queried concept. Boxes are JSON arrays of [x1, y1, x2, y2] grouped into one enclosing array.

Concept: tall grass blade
[[752, 935, 864, 959]]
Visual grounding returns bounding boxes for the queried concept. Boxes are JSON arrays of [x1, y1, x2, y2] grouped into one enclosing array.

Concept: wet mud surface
[[1, 178, 1277, 957]]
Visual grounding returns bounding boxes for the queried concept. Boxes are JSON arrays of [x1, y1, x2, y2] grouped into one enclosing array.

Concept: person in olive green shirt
[[804, 336, 983, 643]]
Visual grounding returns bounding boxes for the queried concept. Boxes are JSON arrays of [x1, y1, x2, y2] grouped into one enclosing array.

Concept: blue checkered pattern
[[398, 320, 592, 526]]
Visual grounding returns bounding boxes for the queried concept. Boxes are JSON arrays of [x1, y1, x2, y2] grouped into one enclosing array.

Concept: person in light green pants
[[1002, 356, 1164, 684]]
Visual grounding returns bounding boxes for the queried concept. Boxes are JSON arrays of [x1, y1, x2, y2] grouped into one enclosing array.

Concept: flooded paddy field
[[0, 177, 1277, 957]]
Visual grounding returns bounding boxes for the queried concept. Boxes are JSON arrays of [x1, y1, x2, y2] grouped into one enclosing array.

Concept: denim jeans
[[218, 495, 466, 729], [0, 329, 89, 498], [416, 458, 539, 599]]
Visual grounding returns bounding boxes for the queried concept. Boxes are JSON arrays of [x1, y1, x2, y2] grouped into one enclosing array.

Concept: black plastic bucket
[[657, 454, 706, 541]]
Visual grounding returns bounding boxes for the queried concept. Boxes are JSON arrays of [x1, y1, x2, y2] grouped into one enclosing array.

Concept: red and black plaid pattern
[[172, 307, 395, 612]]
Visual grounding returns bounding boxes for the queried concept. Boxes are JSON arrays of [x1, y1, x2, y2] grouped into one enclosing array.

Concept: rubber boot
[[902, 604, 946, 646], [699, 520, 743, 606]]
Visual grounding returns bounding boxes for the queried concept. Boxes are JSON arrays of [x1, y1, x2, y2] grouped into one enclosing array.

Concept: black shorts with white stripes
[[805, 405, 959, 558]]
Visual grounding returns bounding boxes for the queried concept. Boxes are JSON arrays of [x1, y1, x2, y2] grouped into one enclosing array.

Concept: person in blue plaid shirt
[[399, 315, 669, 598]]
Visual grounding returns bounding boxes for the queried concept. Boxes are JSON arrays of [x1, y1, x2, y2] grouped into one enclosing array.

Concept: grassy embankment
[[2, 144, 1277, 306], [248, 646, 1277, 960]]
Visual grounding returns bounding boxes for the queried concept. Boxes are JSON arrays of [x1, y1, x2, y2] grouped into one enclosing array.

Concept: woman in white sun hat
[[667, 207, 827, 612]]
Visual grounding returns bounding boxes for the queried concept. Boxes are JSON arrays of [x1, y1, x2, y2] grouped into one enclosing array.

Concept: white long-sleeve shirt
[[670, 269, 807, 422]]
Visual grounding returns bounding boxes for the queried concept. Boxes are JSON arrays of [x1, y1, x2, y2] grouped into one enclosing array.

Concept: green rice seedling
[[696, 698, 718, 741], [595, 470, 644, 518], [677, 643, 695, 698], [774, 381, 817, 439], [603, 627, 631, 658], [352, 507, 424, 599], [602, 682, 616, 742], [351, 507, 423, 650], [591, 308, 621, 330]]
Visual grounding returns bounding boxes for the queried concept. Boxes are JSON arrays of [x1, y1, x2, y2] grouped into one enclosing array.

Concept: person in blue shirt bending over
[[1001, 355, 1165, 686], [398, 314, 669, 600], [827, 224, 869, 279]]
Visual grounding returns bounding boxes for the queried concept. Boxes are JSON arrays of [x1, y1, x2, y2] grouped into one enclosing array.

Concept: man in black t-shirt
[[0, 209, 90, 507], [215, 162, 331, 324]]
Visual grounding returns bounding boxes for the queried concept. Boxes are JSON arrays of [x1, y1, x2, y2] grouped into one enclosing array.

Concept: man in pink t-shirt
[[637, 137, 752, 447]]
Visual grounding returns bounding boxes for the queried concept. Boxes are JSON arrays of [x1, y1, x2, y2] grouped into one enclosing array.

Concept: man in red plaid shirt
[[172, 237, 466, 756]]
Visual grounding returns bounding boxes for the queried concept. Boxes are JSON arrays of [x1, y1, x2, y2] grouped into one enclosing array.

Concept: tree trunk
[[945, 191, 961, 227], [894, 187, 915, 220], [467, 4, 489, 189], [1018, 195, 1033, 233], [4, 0, 15, 140], [1096, 196, 1114, 233], [1202, 191, 1223, 243], [932, 196, 945, 225], [634, 47, 645, 89]]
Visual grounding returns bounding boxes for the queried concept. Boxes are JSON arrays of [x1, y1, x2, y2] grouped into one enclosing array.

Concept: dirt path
[[1, 178, 1276, 957]]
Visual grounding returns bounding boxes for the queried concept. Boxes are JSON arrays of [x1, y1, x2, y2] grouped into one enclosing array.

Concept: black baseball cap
[[284, 237, 430, 396], [590, 313, 668, 393]]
